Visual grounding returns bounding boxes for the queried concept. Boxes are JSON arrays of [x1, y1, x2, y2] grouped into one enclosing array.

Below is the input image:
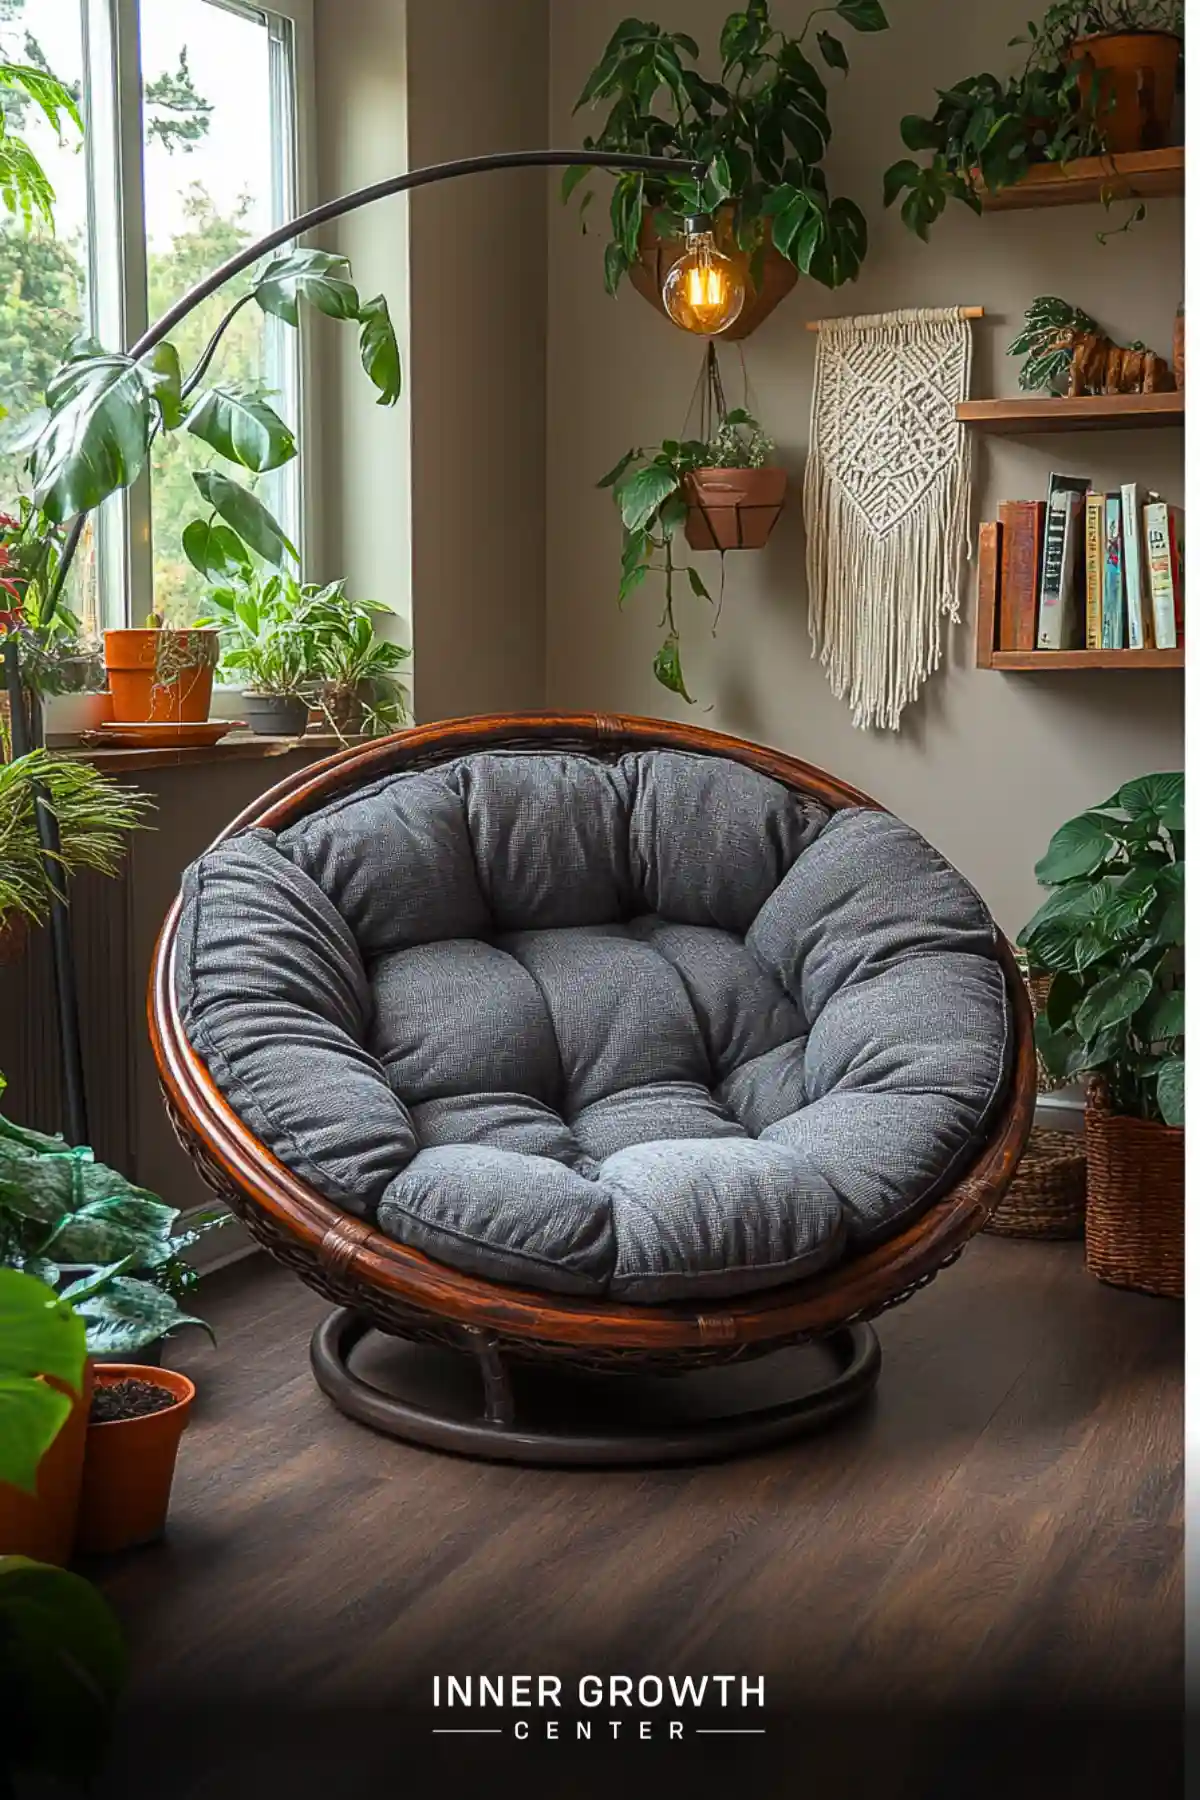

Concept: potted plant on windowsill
[[0, 504, 111, 741], [197, 568, 314, 736], [299, 580, 411, 740], [565, 1, 890, 335], [1018, 772, 1183, 1299]]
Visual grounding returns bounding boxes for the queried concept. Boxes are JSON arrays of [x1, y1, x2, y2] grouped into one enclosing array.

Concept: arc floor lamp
[[2, 149, 715, 1148]]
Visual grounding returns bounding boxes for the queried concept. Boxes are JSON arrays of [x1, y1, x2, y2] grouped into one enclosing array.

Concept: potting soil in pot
[[91, 1377, 177, 1423]]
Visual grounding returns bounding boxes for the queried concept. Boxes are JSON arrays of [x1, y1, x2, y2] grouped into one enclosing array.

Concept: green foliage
[[0, 1266, 84, 1492], [883, 2, 1183, 237], [567, 1, 888, 297], [0, 1096, 226, 1355], [1018, 774, 1184, 1125], [601, 395, 768, 701], [0, 748, 150, 931], [1006, 293, 1099, 392], [198, 572, 411, 737], [0, 1554, 127, 1787], [143, 47, 212, 154], [0, 58, 80, 230]]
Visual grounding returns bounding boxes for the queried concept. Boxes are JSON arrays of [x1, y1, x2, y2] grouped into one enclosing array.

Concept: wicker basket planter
[[984, 1126, 1087, 1240], [1084, 1081, 1183, 1299]]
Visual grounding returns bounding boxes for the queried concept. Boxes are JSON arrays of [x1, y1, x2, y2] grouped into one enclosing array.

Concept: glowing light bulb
[[661, 214, 745, 336]]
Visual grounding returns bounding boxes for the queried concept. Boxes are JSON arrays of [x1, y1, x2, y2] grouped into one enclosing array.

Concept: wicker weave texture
[[1084, 1086, 1183, 1299], [984, 1126, 1086, 1240]]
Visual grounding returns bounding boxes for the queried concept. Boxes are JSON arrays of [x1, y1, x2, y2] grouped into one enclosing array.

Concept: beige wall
[[546, 0, 1184, 935], [315, 0, 550, 721]]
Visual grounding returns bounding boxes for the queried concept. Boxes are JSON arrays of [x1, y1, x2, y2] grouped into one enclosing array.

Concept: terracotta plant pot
[[76, 1364, 195, 1555], [684, 466, 787, 551], [1083, 1084, 1183, 1300], [1072, 31, 1181, 153], [628, 205, 798, 341], [0, 1364, 93, 1565], [242, 692, 310, 737], [103, 629, 219, 724]]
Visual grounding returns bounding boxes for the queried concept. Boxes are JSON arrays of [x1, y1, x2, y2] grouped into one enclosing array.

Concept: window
[[0, 0, 306, 627]]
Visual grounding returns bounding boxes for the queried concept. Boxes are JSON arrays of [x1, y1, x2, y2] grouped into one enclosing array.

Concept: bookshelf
[[974, 146, 1184, 211], [958, 393, 1184, 435], [975, 552, 1184, 673]]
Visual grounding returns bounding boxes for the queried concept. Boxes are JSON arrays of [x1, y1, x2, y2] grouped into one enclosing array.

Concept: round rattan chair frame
[[150, 712, 1036, 1460]]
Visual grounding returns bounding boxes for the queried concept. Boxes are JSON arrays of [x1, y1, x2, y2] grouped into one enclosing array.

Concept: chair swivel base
[[310, 1307, 882, 1467]]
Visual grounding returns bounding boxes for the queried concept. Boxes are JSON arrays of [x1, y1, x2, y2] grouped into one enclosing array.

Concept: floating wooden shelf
[[958, 392, 1184, 434], [975, 145, 1184, 211], [986, 647, 1184, 671]]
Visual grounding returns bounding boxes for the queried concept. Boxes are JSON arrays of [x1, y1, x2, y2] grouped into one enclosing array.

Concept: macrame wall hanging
[[803, 306, 976, 731]]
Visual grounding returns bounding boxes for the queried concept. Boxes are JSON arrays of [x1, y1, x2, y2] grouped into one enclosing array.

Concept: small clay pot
[[242, 692, 310, 737], [76, 1364, 195, 1555], [684, 466, 788, 551], [103, 629, 219, 724], [1071, 31, 1181, 153], [628, 205, 798, 341], [0, 1364, 93, 1565]]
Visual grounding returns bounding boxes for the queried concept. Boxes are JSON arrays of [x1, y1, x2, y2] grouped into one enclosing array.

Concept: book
[[1120, 482, 1152, 649], [1083, 491, 1106, 649], [1144, 497, 1183, 649], [1168, 507, 1185, 646], [998, 500, 1044, 650], [977, 519, 1002, 663], [1102, 493, 1125, 649], [1037, 484, 1086, 649]]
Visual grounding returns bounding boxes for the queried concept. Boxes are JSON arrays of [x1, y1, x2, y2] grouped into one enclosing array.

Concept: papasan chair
[[151, 713, 1035, 1465]]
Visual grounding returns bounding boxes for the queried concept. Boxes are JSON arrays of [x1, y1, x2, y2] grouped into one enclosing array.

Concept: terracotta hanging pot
[[628, 204, 798, 341], [684, 467, 787, 551], [103, 628, 219, 724], [76, 1363, 195, 1554], [0, 1363, 93, 1565], [1071, 31, 1181, 153]]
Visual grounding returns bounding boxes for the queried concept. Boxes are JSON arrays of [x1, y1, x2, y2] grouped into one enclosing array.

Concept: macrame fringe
[[804, 307, 973, 732]]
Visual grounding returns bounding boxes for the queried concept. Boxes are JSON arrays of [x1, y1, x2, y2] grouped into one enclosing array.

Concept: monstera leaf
[[192, 469, 298, 567], [253, 248, 360, 324], [357, 294, 402, 405], [28, 354, 153, 521], [187, 385, 297, 472]]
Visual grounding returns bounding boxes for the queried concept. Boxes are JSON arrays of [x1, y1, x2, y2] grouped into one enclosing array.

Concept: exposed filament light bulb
[[661, 213, 745, 336]]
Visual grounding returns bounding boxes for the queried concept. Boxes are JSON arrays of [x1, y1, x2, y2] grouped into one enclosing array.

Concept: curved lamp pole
[[4, 149, 706, 1146]]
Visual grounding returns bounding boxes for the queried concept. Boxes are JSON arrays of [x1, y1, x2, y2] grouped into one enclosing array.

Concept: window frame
[[78, 0, 315, 630]]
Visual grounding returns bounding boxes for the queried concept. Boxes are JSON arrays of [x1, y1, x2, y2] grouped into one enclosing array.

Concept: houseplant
[[1019, 2, 1183, 152], [1019, 772, 1183, 1297], [566, 1, 890, 332], [0, 1270, 127, 1789], [296, 579, 411, 739], [601, 360, 784, 698], [883, 3, 1181, 237]]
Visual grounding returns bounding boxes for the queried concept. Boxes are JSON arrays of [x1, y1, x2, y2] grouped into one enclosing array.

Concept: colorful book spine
[[1144, 500, 1176, 648], [1038, 488, 1084, 649], [1083, 491, 1105, 649], [1120, 482, 1151, 649], [977, 519, 1002, 662], [1102, 493, 1125, 649]]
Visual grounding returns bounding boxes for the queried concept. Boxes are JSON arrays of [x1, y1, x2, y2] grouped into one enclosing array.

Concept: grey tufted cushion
[[176, 748, 1011, 1302]]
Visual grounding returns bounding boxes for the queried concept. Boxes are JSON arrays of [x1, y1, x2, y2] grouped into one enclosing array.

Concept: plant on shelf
[[601, 350, 785, 700], [198, 571, 410, 740], [1018, 772, 1183, 1124], [0, 1270, 127, 1792], [883, 1, 1182, 238], [1006, 294, 1175, 394], [0, 504, 105, 703], [566, 0, 889, 329], [0, 1075, 226, 1356]]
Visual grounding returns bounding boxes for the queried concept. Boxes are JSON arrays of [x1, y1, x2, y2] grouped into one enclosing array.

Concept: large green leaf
[[836, 0, 888, 30], [1157, 1057, 1184, 1126], [1140, 987, 1184, 1042], [619, 463, 679, 533], [186, 386, 297, 472], [1109, 772, 1184, 830], [0, 1270, 86, 1493], [28, 354, 152, 521], [357, 294, 402, 406], [139, 341, 186, 430], [1034, 812, 1121, 885], [192, 469, 297, 567], [182, 517, 254, 581], [817, 30, 849, 72], [0, 1556, 127, 1785], [653, 633, 693, 702], [72, 1275, 210, 1357], [42, 1193, 180, 1265], [1075, 966, 1154, 1041], [253, 248, 359, 325]]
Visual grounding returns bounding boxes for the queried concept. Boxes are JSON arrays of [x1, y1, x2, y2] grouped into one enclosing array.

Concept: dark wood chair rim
[[149, 711, 1037, 1357]]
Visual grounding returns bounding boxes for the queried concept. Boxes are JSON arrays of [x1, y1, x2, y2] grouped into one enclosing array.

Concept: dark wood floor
[[91, 1236, 1182, 1800]]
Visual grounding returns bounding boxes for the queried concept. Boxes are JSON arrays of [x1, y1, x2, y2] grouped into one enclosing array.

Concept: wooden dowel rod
[[805, 307, 985, 329]]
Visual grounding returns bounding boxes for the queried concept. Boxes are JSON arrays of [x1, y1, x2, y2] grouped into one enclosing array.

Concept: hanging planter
[[103, 621, 219, 724], [628, 205, 798, 341], [685, 465, 788, 550]]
